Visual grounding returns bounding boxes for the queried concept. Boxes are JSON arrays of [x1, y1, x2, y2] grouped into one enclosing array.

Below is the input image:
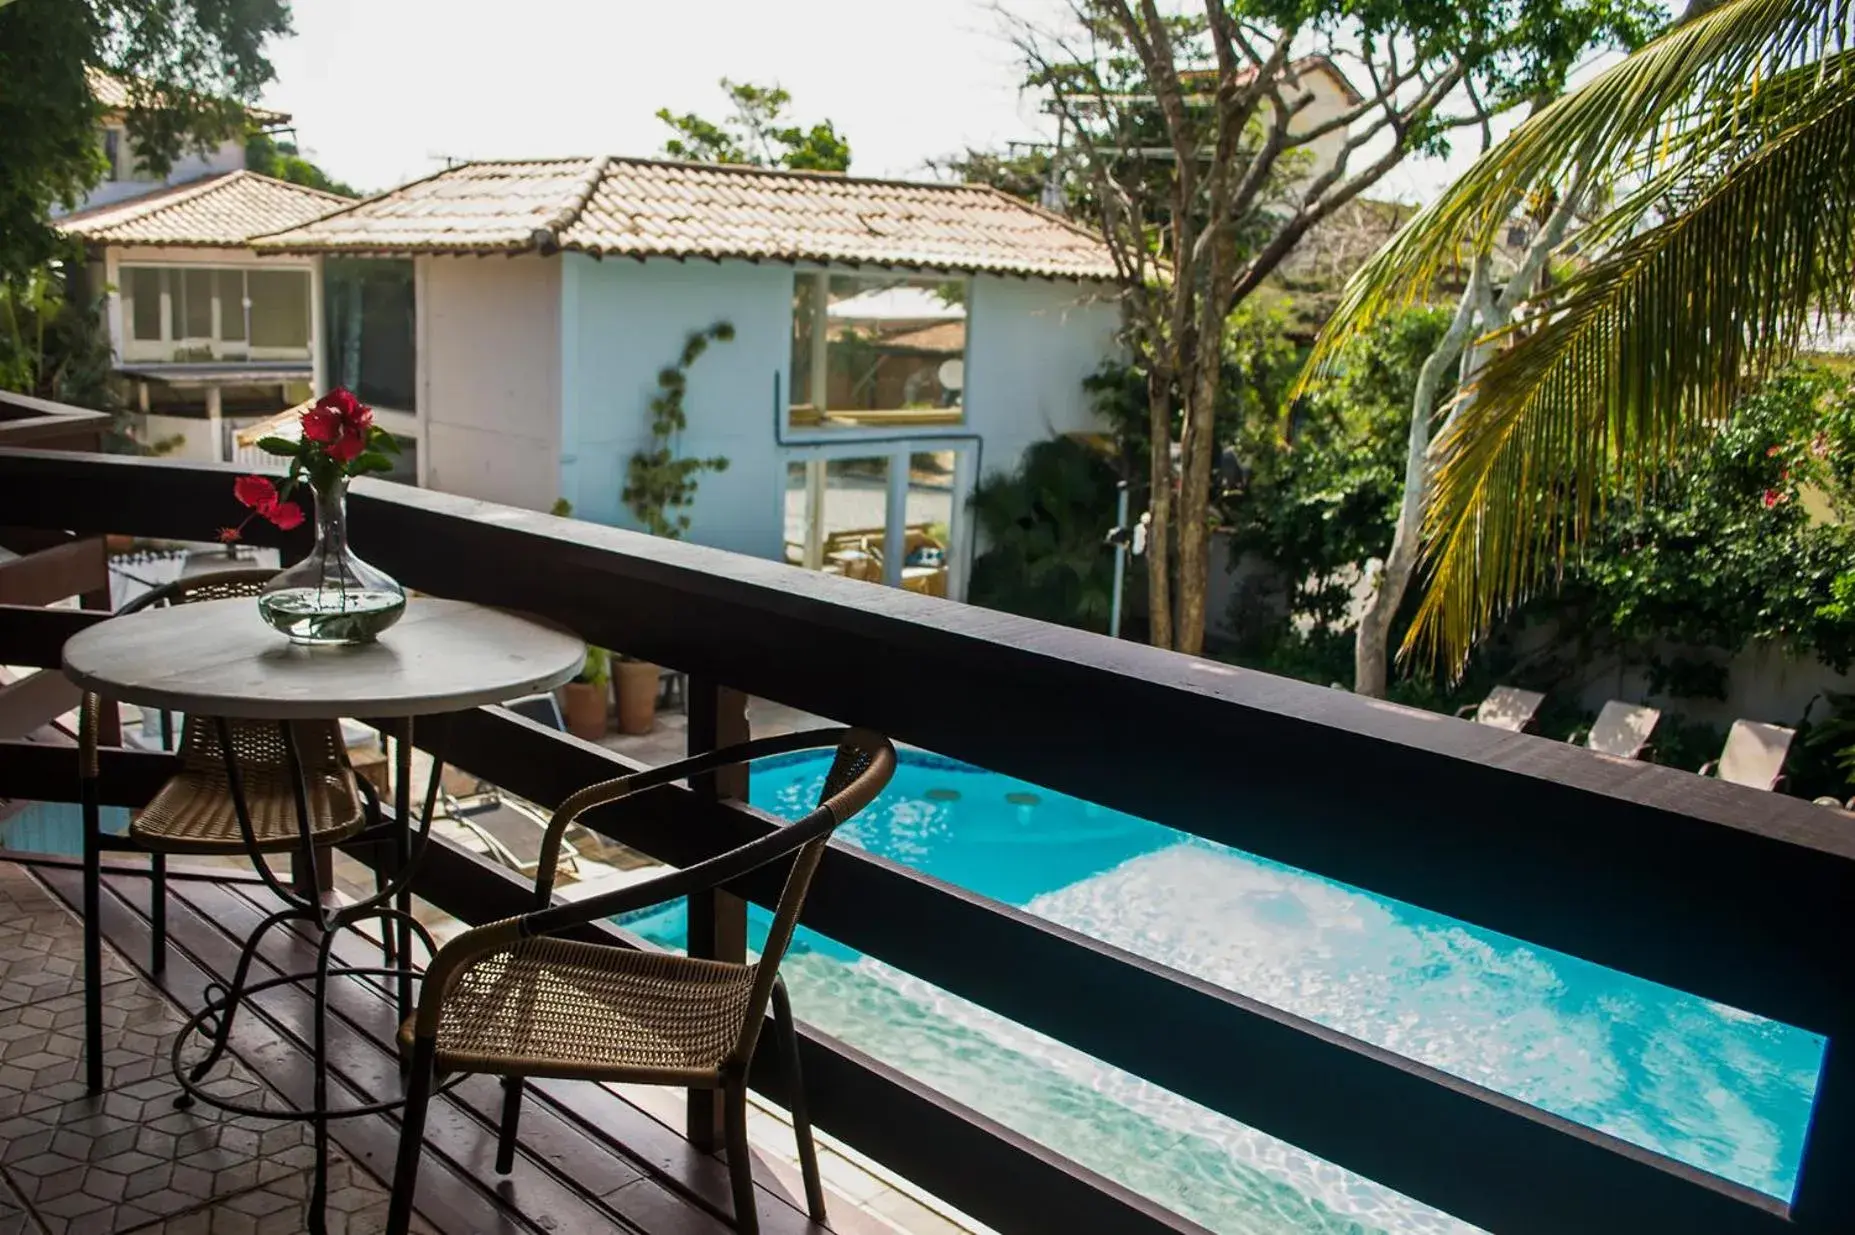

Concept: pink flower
[[301, 404, 343, 444], [266, 501, 305, 531], [233, 475, 278, 513], [1763, 489, 1784, 508], [1766, 445, 1782, 458], [1813, 432, 1831, 460]]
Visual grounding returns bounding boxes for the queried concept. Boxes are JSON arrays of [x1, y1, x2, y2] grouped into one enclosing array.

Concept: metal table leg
[[173, 715, 451, 1235]]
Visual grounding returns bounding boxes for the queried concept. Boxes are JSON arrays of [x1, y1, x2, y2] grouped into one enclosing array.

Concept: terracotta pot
[[613, 659, 659, 735], [561, 680, 609, 741]]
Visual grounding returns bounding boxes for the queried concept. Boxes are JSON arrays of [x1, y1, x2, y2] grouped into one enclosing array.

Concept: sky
[[259, 0, 1571, 204]]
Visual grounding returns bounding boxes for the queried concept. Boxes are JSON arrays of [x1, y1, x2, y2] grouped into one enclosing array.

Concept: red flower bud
[[217, 526, 243, 543]]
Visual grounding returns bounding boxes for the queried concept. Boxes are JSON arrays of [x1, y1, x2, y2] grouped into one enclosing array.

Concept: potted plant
[[612, 654, 659, 735], [562, 647, 611, 741]]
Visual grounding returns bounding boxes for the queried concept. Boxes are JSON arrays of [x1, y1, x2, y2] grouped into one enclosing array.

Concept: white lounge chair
[[1575, 701, 1661, 760], [1458, 686, 1545, 733], [1700, 720, 1796, 791]]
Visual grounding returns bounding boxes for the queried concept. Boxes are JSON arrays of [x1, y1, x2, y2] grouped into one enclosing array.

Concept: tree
[[245, 130, 356, 197], [1306, 0, 1855, 674], [1013, 0, 1653, 657], [657, 79, 851, 172], [0, 0, 290, 282], [927, 146, 1056, 205], [1349, 176, 1590, 696]]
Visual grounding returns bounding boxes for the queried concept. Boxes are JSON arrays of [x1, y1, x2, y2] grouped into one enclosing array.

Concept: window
[[100, 128, 122, 182], [119, 265, 312, 362], [324, 258, 416, 410], [248, 270, 310, 352], [788, 272, 966, 429], [127, 268, 163, 342]]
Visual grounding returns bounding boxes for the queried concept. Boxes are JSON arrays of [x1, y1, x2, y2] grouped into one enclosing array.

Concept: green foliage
[[657, 79, 850, 172], [1560, 367, 1855, 673], [244, 130, 355, 196], [0, 261, 120, 414], [967, 437, 1122, 633], [1224, 308, 1451, 633], [928, 147, 1054, 204], [622, 323, 733, 538], [576, 646, 612, 688], [0, 0, 290, 280]]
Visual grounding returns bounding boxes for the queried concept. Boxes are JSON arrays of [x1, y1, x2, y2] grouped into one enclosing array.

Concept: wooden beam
[[0, 537, 107, 608], [0, 671, 81, 741], [0, 739, 176, 806], [0, 604, 111, 670], [423, 705, 1796, 1235], [684, 676, 750, 1149]]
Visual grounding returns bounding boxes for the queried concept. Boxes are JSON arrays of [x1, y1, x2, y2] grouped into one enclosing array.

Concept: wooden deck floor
[[0, 858, 868, 1235]]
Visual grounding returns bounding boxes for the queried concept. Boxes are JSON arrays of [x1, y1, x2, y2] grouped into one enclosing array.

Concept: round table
[[63, 596, 584, 1235]]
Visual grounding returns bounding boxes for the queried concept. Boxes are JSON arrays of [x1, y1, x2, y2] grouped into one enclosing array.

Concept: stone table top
[[63, 596, 585, 720]]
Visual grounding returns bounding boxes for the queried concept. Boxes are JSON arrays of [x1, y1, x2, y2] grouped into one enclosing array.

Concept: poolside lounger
[[1458, 686, 1546, 733], [1700, 720, 1796, 791], [1578, 701, 1661, 760]]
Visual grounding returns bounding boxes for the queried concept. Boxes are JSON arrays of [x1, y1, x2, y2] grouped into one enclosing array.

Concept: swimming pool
[[618, 749, 1827, 1234]]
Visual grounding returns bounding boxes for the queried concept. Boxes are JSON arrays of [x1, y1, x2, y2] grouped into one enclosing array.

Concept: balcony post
[[684, 676, 749, 1151], [1792, 1013, 1855, 1231]]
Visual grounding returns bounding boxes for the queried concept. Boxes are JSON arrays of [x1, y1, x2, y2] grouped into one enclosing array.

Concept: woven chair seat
[[129, 719, 366, 855], [404, 937, 759, 1084]]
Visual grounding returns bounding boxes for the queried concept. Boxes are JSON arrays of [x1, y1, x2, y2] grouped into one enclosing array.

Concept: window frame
[[118, 263, 313, 364], [787, 268, 970, 436]]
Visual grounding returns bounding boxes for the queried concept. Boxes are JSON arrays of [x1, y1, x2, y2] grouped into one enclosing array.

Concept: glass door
[[785, 446, 968, 597]]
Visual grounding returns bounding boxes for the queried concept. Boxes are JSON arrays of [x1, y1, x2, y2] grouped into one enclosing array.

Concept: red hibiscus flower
[[266, 501, 305, 531], [233, 475, 279, 513], [326, 428, 367, 464], [301, 403, 343, 444], [318, 387, 373, 431], [1763, 489, 1784, 508]]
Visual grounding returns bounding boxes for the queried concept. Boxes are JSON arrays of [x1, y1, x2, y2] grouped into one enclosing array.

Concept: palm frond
[[1404, 88, 1855, 670], [1296, 0, 1854, 391]]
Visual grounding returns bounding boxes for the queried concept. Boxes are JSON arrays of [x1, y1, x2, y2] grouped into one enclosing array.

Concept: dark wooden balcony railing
[[3, 436, 1855, 1235]]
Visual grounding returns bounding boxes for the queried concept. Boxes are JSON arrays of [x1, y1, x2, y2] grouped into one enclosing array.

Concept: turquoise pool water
[[618, 750, 1827, 1234]]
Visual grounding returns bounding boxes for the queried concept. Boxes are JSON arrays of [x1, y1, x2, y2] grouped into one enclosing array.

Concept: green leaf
[[350, 452, 394, 476], [370, 426, 402, 454], [256, 436, 299, 457]]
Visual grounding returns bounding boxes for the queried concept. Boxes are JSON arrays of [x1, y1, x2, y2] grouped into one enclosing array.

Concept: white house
[[72, 69, 293, 215], [56, 171, 353, 464], [254, 157, 1123, 600]]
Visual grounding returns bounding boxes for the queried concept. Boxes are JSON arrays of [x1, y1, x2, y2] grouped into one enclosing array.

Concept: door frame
[[778, 439, 975, 601]]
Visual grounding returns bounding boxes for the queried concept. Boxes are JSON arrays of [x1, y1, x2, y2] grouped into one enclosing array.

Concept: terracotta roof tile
[[57, 171, 351, 248], [254, 156, 1117, 280]]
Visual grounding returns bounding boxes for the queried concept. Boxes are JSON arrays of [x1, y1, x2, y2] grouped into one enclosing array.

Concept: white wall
[[963, 275, 1121, 477], [68, 137, 246, 215], [420, 255, 562, 511], [560, 255, 793, 558], [554, 259, 1120, 569]]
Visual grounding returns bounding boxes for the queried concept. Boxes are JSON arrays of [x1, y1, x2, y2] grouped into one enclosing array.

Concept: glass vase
[[258, 477, 406, 645]]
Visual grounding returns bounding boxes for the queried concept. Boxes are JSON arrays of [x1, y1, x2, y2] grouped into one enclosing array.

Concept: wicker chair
[[76, 567, 382, 1092], [385, 728, 896, 1235]]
